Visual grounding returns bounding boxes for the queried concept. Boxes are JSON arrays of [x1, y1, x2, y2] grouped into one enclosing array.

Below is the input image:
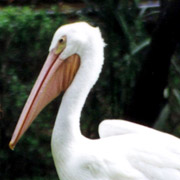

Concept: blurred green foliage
[[0, 6, 65, 180]]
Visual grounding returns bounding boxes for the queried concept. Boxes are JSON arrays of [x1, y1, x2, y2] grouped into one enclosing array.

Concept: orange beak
[[9, 49, 80, 150]]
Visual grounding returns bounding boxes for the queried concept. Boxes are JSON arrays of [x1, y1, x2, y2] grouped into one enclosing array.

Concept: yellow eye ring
[[59, 38, 64, 43], [59, 36, 66, 44], [55, 36, 67, 54]]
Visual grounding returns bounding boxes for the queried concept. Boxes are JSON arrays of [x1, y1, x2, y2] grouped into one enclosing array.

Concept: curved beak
[[9, 50, 80, 150]]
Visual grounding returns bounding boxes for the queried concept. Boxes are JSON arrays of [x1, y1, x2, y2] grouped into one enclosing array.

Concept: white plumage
[[10, 22, 180, 180]]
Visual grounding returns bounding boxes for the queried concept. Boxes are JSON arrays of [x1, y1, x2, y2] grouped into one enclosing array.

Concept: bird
[[9, 22, 180, 180]]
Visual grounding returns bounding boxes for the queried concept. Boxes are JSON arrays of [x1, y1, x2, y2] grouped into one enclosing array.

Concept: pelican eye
[[59, 38, 64, 43], [55, 36, 67, 54], [59, 36, 66, 44]]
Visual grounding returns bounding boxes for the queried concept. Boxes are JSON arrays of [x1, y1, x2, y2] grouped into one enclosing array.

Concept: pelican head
[[9, 22, 104, 150], [50, 22, 100, 60]]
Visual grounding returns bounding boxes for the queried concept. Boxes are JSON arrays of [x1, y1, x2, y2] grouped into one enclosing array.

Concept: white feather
[[49, 22, 180, 180]]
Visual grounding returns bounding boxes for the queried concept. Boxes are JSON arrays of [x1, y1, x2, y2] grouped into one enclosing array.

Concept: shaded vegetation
[[126, 0, 180, 126], [0, 7, 65, 180]]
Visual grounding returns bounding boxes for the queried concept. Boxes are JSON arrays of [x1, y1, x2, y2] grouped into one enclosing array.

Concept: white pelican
[[9, 22, 180, 180]]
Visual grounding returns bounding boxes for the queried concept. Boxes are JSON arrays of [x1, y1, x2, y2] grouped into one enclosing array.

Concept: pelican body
[[10, 22, 180, 180]]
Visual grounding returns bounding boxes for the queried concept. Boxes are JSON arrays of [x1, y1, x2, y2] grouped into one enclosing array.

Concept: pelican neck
[[52, 37, 104, 147]]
